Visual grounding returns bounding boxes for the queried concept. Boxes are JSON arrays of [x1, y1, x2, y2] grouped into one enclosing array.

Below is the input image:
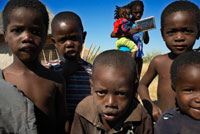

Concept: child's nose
[[175, 32, 185, 41], [194, 92, 200, 103], [22, 31, 33, 42], [65, 40, 74, 48], [105, 95, 117, 108]]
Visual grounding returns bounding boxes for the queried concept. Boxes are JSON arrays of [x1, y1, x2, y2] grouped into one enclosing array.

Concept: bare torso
[[3, 63, 64, 120], [155, 54, 176, 112]]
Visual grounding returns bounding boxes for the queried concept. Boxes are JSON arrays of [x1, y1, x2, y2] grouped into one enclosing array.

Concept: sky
[[0, 0, 200, 55]]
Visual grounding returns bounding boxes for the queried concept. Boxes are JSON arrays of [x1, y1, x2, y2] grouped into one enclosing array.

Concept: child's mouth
[[65, 50, 76, 57], [20, 46, 37, 53], [103, 113, 117, 120]]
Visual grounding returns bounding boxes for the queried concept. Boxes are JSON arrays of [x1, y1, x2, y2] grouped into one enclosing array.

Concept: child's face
[[175, 65, 200, 120], [162, 11, 198, 55], [52, 20, 86, 60], [120, 8, 131, 20], [90, 65, 133, 124], [131, 5, 143, 21], [4, 7, 46, 62], [125, 8, 131, 20]]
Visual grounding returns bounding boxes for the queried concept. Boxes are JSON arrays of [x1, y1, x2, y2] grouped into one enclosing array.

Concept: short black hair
[[161, 0, 200, 36], [171, 51, 200, 88], [2, 0, 49, 32], [93, 50, 136, 83], [127, 0, 144, 12], [51, 11, 83, 34]]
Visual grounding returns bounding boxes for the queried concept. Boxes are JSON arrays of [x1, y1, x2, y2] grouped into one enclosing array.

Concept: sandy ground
[[140, 62, 158, 101]]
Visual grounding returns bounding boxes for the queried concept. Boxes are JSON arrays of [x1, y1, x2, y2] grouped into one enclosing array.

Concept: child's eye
[[31, 29, 41, 36], [58, 37, 67, 43], [183, 88, 193, 93], [11, 28, 23, 34], [182, 29, 193, 33], [115, 91, 127, 96], [166, 30, 175, 35], [69, 36, 79, 41], [95, 90, 107, 96]]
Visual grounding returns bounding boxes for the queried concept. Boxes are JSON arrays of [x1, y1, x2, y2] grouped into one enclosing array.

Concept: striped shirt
[[45, 59, 92, 122]]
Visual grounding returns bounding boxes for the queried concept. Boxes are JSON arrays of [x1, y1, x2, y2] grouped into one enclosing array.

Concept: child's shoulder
[[154, 108, 200, 134], [40, 65, 64, 84], [127, 99, 151, 122], [150, 53, 171, 65], [75, 95, 96, 122]]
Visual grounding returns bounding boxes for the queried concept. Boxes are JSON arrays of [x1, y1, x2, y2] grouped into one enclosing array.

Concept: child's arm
[[137, 57, 161, 121], [143, 31, 149, 44], [55, 82, 68, 133], [62, 59, 80, 77], [110, 31, 126, 38], [129, 26, 141, 35]]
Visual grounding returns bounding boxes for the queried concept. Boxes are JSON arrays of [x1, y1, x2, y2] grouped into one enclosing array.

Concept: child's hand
[[131, 51, 136, 59], [152, 103, 162, 121], [129, 26, 141, 34], [62, 59, 80, 77]]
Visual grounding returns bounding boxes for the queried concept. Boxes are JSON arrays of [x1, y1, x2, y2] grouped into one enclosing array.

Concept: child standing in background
[[46, 11, 92, 131], [128, 0, 149, 81], [111, 5, 138, 58], [154, 51, 200, 134], [138, 0, 200, 121], [1, 0, 67, 133]]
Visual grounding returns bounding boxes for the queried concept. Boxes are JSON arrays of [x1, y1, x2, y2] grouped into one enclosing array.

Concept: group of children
[[0, 0, 200, 134]]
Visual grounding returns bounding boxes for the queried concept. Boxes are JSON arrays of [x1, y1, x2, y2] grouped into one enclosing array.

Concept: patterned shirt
[[45, 59, 92, 122], [113, 18, 132, 34]]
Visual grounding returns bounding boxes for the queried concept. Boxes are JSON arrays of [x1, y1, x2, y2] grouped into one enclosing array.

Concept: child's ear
[[89, 79, 94, 95], [197, 31, 200, 40], [3, 31, 8, 43], [51, 36, 56, 43], [51, 36, 58, 47], [160, 28, 165, 41], [171, 84, 176, 92], [82, 31, 87, 43]]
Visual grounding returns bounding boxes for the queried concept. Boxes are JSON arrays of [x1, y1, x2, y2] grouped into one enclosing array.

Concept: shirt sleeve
[[70, 113, 85, 134], [113, 19, 121, 34], [135, 111, 153, 134], [121, 19, 132, 33]]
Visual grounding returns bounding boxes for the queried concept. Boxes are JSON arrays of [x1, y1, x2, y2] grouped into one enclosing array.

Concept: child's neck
[[101, 116, 113, 130], [10, 56, 42, 72], [168, 52, 180, 60]]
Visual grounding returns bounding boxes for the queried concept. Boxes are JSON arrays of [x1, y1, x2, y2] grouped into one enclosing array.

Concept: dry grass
[[141, 62, 158, 101]]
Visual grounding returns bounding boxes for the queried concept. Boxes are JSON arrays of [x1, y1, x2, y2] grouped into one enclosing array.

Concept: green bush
[[143, 50, 161, 63]]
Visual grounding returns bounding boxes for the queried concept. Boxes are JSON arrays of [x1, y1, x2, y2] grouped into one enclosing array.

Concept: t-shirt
[[71, 96, 153, 134], [113, 18, 132, 34], [0, 69, 38, 134], [154, 108, 200, 134], [45, 59, 92, 122], [131, 23, 144, 58]]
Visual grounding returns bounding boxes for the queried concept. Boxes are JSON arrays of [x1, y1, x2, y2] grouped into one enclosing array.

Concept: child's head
[[171, 51, 200, 120], [3, 0, 49, 62], [90, 50, 137, 127], [128, 0, 144, 21], [3, 0, 49, 33], [51, 11, 86, 60], [114, 5, 131, 20], [161, 1, 200, 55]]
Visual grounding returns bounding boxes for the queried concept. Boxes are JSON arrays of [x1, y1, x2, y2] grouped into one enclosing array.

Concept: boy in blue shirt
[[154, 51, 200, 134]]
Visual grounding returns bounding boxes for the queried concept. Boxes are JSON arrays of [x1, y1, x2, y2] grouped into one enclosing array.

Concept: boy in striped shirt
[[45, 11, 92, 131]]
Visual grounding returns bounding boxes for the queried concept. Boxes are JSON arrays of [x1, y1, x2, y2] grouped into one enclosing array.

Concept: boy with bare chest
[[2, 0, 67, 133], [138, 0, 200, 121]]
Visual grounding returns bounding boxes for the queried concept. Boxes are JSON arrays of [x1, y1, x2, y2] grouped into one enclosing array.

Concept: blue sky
[[0, 0, 200, 55]]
